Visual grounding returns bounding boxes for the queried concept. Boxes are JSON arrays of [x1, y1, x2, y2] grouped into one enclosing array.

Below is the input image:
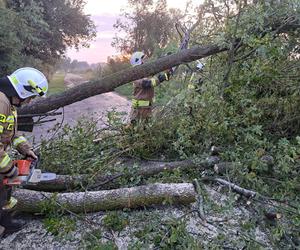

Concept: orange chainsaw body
[[2, 159, 32, 185]]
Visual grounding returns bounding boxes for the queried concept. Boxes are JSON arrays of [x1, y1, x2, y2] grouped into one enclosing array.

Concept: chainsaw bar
[[17, 171, 56, 184]]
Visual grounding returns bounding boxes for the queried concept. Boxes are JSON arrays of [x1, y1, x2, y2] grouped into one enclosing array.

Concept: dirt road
[[29, 73, 131, 143]]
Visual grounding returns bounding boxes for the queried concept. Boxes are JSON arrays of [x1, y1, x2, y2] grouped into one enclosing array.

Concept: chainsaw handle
[[2, 159, 32, 186], [3, 177, 22, 186]]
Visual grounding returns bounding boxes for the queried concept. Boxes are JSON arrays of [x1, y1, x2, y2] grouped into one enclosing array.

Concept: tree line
[[0, 0, 96, 76]]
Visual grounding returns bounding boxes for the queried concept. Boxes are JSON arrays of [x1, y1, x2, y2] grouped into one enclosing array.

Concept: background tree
[[112, 0, 183, 57], [0, 7, 25, 73], [0, 0, 96, 75]]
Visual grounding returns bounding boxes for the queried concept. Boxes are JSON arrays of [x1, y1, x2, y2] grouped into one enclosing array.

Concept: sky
[[67, 0, 203, 64]]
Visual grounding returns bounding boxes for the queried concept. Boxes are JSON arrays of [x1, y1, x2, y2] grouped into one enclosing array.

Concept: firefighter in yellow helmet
[[0, 67, 48, 236], [129, 51, 172, 124]]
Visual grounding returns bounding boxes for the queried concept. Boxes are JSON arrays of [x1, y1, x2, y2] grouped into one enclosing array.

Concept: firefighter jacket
[[129, 71, 171, 122], [132, 71, 171, 108], [132, 77, 155, 106], [0, 92, 32, 177]]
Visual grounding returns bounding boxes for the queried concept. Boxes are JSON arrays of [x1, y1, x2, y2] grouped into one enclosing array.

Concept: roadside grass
[[78, 69, 94, 81], [115, 82, 133, 99], [48, 72, 66, 95]]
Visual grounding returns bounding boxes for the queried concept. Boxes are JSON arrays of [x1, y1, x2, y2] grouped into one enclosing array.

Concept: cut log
[[23, 157, 220, 192], [15, 183, 196, 213]]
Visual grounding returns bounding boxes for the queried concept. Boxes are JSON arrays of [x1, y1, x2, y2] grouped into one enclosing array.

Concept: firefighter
[[187, 61, 205, 92], [129, 51, 172, 124], [0, 67, 48, 236]]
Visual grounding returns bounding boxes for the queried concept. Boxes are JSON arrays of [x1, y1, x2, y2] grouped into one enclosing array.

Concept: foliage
[[101, 55, 131, 76], [81, 229, 118, 250], [0, 7, 27, 73], [112, 0, 183, 56], [0, 0, 96, 75], [131, 218, 201, 249], [102, 211, 129, 232], [40, 193, 76, 237], [114, 82, 133, 99], [40, 117, 110, 175], [43, 216, 76, 237]]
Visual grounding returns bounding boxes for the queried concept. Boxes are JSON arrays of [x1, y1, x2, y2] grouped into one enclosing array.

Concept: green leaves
[[0, 0, 96, 74]]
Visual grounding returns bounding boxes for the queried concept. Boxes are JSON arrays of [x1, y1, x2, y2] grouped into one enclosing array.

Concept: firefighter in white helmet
[[0, 67, 48, 236], [129, 51, 172, 123], [188, 61, 205, 91]]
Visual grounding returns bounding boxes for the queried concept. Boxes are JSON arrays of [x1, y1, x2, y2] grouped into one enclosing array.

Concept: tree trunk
[[15, 183, 196, 213], [18, 45, 227, 115], [23, 157, 220, 192]]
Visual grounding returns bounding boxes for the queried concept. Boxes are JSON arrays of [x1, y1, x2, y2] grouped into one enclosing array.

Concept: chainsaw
[[3, 157, 56, 186]]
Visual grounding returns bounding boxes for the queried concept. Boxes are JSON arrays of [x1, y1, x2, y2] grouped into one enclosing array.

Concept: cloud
[[69, 0, 204, 63], [84, 0, 127, 15], [91, 15, 118, 32], [67, 40, 119, 64]]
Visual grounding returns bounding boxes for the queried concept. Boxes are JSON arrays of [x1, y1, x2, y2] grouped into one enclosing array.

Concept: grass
[[48, 72, 66, 95], [115, 82, 133, 99]]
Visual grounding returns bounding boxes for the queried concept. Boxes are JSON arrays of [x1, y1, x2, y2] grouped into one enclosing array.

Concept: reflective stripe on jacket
[[0, 92, 32, 177], [132, 99, 151, 108]]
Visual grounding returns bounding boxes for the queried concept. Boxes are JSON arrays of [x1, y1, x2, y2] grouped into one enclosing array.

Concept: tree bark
[[15, 183, 196, 213], [23, 157, 220, 192]]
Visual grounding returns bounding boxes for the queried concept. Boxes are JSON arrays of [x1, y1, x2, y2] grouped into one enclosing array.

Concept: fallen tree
[[23, 157, 220, 191], [18, 16, 299, 115], [19, 45, 226, 115], [15, 183, 196, 213]]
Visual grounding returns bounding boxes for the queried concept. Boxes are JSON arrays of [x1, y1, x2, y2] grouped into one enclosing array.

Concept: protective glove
[[158, 72, 169, 83], [167, 68, 174, 76], [4, 164, 19, 178], [26, 150, 38, 160], [9, 165, 19, 180]]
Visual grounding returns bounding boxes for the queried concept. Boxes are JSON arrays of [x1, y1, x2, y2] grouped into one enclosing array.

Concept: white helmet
[[130, 51, 145, 66], [7, 67, 48, 99], [196, 62, 204, 71]]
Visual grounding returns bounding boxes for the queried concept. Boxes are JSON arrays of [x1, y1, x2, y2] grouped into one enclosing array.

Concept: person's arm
[[133, 70, 172, 89], [12, 133, 37, 159]]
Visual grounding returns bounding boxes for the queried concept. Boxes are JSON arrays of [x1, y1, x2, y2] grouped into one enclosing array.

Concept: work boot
[[0, 211, 24, 236], [2, 197, 18, 211], [0, 225, 5, 238]]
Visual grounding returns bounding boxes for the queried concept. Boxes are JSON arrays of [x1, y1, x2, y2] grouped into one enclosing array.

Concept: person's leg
[[0, 186, 24, 236], [2, 186, 17, 210], [140, 107, 152, 121], [0, 181, 8, 237]]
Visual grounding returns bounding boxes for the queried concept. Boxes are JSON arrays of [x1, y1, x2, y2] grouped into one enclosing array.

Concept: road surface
[[28, 73, 131, 143]]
